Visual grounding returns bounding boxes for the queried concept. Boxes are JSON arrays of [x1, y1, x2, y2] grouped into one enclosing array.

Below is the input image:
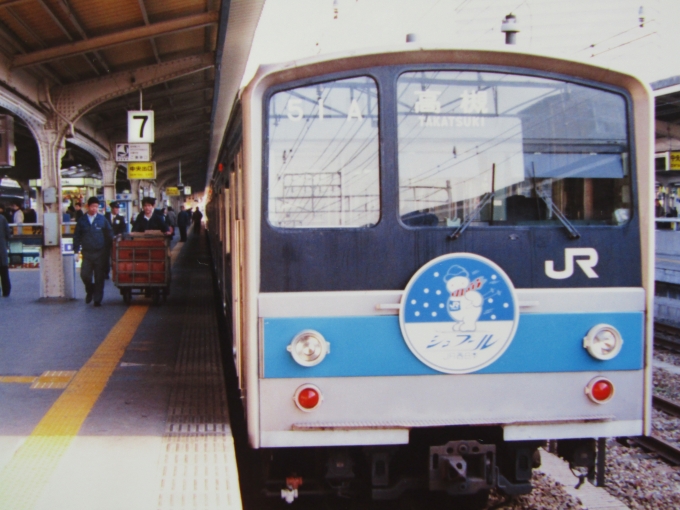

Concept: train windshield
[[267, 76, 380, 228], [397, 71, 631, 228]]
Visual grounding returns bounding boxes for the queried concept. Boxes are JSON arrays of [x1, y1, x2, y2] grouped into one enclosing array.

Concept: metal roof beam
[[12, 11, 219, 69], [136, 0, 161, 64], [0, 18, 62, 84], [35, 0, 106, 76], [0, 1, 28, 8], [92, 82, 213, 115], [50, 53, 214, 123]]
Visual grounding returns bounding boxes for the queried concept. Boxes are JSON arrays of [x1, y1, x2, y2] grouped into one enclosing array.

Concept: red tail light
[[294, 384, 322, 412], [585, 377, 614, 404]]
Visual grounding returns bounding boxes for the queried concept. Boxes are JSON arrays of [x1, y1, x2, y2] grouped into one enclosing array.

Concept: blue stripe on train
[[263, 313, 644, 378]]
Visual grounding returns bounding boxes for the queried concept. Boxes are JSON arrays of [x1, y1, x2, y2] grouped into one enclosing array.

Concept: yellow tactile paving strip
[[0, 305, 149, 510], [31, 371, 78, 389], [156, 251, 241, 510], [0, 371, 77, 389]]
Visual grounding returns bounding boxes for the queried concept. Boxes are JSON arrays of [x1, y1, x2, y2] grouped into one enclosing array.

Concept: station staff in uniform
[[105, 201, 127, 236], [132, 197, 170, 234], [73, 197, 113, 307], [104, 201, 127, 279]]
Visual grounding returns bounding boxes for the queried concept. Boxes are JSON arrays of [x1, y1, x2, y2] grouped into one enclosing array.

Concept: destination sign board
[[127, 162, 156, 180]]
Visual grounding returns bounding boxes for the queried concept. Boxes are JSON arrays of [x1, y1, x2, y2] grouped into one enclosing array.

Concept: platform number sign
[[127, 110, 155, 143]]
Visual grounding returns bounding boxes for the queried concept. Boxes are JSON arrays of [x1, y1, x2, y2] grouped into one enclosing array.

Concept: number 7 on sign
[[128, 110, 155, 143]]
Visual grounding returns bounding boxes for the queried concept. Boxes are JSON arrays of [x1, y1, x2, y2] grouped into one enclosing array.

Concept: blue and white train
[[206, 46, 653, 505]]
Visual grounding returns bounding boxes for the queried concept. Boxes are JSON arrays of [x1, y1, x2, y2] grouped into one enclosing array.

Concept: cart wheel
[[122, 289, 132, 305], [152, 289, 161, 305]]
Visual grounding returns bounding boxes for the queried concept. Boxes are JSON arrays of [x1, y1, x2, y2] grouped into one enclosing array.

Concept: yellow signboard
[[166, 187, 180, 196], [671, 152, 680, 170], [127, 162, 156, 180]]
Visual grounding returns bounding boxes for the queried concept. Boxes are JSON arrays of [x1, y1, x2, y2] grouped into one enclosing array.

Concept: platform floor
[[0, 233, 242, 510]]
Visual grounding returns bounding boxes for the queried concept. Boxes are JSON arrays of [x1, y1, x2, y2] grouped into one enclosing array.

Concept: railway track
[[654, 322, 680, 353], [626, 337, 680, 465], [628, 394, 680, 465], [653, 394, 680, 418]]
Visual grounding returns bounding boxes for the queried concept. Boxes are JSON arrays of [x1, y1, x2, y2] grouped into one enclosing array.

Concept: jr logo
[[545, 248, 599, 279]]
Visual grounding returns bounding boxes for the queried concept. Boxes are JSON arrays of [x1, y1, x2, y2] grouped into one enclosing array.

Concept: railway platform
[[0, 232, 242, 510]]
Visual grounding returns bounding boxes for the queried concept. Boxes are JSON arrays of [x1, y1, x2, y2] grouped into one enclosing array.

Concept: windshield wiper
[[536, 189, 581, 239], [448, 192, 495, 240]]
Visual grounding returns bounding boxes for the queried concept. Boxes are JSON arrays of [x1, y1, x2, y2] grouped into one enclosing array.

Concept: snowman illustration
[[444, 266, 484, 332]]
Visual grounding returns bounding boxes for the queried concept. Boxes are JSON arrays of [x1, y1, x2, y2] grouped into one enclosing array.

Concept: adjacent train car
[[207, 46, 653, 505]]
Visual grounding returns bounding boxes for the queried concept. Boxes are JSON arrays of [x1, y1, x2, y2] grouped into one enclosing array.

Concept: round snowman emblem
[[399, 253, 519, 374]]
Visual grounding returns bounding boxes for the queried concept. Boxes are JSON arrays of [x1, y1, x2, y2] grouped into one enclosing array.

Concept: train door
[[231, 148, 246, 390]]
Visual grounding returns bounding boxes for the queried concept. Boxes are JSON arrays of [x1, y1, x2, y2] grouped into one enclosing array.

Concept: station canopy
[[1, 1, 680, 192]]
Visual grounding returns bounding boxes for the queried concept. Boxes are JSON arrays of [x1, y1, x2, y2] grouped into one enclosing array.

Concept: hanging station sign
[[115, 143, 151, 162], [127, 110, 155, 143], [183, 186, 192, 195], [165, 187, 180, 196], [127, 162, 156, 180], [671, 152, 680, 170]]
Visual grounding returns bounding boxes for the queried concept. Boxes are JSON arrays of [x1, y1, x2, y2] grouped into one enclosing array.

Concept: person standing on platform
[[192, 207, 203, 236], [0, 211, 11, 296], [177, 205, 189, 242], [105, 201, 127, 236], [73, 197, 112, 307], [131, 197, 170, 233], [104, 201, 127, 279], [10, 203, 23, 224], [73, 201, 84, 221], [166, 206, 177, 238], [3, 204, 12, 222], [23, 207, 37, 223]]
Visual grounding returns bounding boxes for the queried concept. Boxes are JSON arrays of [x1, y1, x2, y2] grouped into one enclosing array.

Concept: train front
[[244, 51, 653, 502]]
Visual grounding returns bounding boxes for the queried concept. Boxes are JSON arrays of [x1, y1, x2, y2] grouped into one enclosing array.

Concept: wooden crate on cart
[[112, 232, 171, 304]]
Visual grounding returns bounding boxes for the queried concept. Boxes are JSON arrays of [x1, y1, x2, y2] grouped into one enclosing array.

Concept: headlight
[[583, 324, 623, 360], [287, 330, 330, 367]]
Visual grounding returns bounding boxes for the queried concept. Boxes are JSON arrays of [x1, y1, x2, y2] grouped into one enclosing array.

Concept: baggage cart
[[112, 233, 171, 305]]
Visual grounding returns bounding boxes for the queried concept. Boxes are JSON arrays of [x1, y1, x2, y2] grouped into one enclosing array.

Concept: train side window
[[396, 71, 631, 228], [267, 76, 380, 228]]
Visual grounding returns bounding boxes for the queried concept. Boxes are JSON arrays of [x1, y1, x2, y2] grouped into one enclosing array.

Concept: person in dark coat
[[166, 206, 177, 238], [132, 197, 170, 234], [73, 196, 112, 306], [177, 205, 189, 242], [23, 207, 37, 223], [105, 201, 128, 236], [0, 212, 11, 296], [192, 207, 203, 236], [73, 201, 84, 221], [104, 201, 127, 279]]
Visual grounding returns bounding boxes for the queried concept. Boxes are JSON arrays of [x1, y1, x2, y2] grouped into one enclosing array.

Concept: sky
[[243, 0, 680, 89]]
